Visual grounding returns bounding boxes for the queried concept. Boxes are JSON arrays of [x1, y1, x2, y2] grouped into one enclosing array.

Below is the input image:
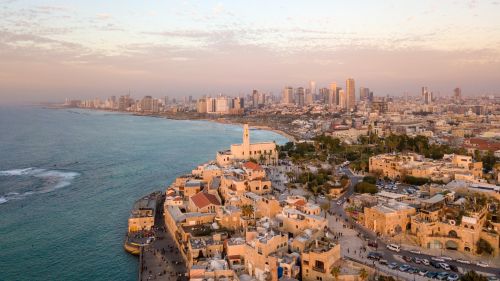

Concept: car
[[437, 272, 449, 280], [408, 267, 419, 274], [422, 258, 430, 266], [368, 240, 378, 248], [426, 272, 438, 278], [487, 277, 500, 281], [403, 256, 413, 262], [439, 263, 451, 270], [399, 264, 411, 272], [419, 269, 429, 276], [409, 249, 422, 254], [414, 257, 422, 264], [318, 194, 325, 199], [378, 259, 388, 265], [367, 252, 382, 260], [388, 262, 398, 269], [386, 244, 401, 252], [476, 261, 489, 267], [430, 260, 441, 268], [457, 259, 471, 264], [431, 257, 445, 262], [447, 273, 460, 281], [336, 200, 343, 205], [440, 256, 453, 261]]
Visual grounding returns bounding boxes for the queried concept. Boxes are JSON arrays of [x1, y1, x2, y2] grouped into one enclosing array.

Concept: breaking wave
[[0, 168, 79, 204]]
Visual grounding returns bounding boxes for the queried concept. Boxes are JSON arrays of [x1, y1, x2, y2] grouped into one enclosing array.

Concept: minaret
[[243, 124, 250, 157]]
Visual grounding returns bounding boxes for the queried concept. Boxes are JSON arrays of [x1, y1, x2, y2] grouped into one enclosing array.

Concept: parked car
[[378, 259, 388, 265], [368, 240, 378, 248], [447, 273, 460, 281], [437, 272, 449, 280], [422, 259, 430, 266], [419, 269, 429, 276], [403, 256, 413, 262], [456, 259, 471, 264], [409, 249, 422, 254], [367, 252, 382, 260], [388, 262, 398, 269], [414, 257, 422, 264], [426, 272, 438, 278], [408, 267, 419, 274], [399, 264, 411, 272], [431, 257, 445, 262], [440, 256, 453, 261], [449, 264, 458, 272], [430, 260, 441, 268], [439, 263, 451, 270], [476, 261, 489, 268]]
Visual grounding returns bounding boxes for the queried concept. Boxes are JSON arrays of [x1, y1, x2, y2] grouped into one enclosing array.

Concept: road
[[325, 167, 500, 278]]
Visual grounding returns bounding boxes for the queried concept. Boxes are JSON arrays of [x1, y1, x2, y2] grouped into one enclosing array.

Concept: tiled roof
[[191, 192, 221, 209], [243, 162, 263, 171]]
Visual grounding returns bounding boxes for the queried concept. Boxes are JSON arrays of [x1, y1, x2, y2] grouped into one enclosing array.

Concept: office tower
[[309, 80, 316, 96], [296, 87, 305, 106], [305, 89, 313, 105], [421, 87, 428, 98], [282, 86, 294, 104], [369, 92, 374, 102], [197, 98, 207, 113], [346, 78, 355, 110], [454, 88, 461, 100], [359, 87, 370, 101], [252, 90, 259, 107], [141, 96, 153, 111], [164, 96, 169, 105], [328, 83, 337, 106], [339, 90, 346, 109], [319, 88, 329, 104], [424, 91, 433, 105]]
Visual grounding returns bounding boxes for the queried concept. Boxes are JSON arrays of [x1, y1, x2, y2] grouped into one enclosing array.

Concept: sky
[[0, 0, 499, 103]]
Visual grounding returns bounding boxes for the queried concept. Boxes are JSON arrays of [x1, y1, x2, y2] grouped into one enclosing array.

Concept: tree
[[320, 202, 330, 218], [362, 176, 377, 184], [359, 268, 368, 281], [460, 271, 487, 281], [476, 238, 494, 255], [241, 204, 254, 218], [331, 266, 340, 281], [355, 182, 377, 194]]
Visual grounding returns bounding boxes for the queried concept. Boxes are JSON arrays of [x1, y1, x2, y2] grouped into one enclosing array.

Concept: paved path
[[139, 199, 188, 281]]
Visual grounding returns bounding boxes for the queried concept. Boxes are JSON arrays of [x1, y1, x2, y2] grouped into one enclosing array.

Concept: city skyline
[[1, 0, 500, 104]]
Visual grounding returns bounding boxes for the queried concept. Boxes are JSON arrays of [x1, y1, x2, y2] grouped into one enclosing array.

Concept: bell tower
[[243, 124, 250, 157]]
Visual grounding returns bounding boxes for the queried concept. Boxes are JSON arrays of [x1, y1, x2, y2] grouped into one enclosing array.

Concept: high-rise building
[[282, 87, 294, 104], [296, 87, 305, 106], [252, 90, 260, 107], [319, 88, 329, 104], [140, 96, 153, 111], [309, 80, 316, 96], [197, 98, 207, 113], [454, 87, 462, 100], [328, 83, 337, 106], [339, 89, 346, 109], [359, 87, 370, 101], [346, 78, 355, 110]]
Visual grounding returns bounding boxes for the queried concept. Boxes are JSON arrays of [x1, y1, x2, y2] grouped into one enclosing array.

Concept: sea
[[0, 106, 288, 281]]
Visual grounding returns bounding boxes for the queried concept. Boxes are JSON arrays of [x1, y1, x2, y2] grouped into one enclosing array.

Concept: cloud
[[96, 13, 112, 20]]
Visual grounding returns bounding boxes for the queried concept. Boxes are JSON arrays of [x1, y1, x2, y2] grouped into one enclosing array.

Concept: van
[[386, 244, 400, 252]]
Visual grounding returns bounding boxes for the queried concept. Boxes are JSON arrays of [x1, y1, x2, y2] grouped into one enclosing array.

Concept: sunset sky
[[1, 0, 500, 103]]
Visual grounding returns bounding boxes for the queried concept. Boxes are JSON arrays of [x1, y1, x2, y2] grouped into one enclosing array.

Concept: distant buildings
[[346, 78, 355, 110]]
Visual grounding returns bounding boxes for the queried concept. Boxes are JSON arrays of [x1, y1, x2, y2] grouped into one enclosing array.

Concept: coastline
[[46, 106, 298, 142]]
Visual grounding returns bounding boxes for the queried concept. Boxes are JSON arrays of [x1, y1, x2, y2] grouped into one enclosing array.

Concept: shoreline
[[46, 106, 298, 142]]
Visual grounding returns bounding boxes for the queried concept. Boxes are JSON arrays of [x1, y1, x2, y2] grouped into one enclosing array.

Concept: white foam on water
[[0, 168, 80, 204]]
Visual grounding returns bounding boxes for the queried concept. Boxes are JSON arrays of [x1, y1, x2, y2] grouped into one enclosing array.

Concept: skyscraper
[[309, 80, 316, 96], [454, 87, 461, 100], [328, 83, 337, 106], [296, 87, 305, 106], [346, 78, 355, 110], [339, 89, 346, 109], [359, 87, 370, 101], [282, 87, 294, 104]]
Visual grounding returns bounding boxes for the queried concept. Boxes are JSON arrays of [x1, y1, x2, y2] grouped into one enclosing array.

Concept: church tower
[[243, 124, 250, 157]]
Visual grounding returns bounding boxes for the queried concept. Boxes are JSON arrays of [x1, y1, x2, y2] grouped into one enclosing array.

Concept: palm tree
[[241, 204, 254, 218], [359, 268, 368, 281], [331, 266, 340, 281]]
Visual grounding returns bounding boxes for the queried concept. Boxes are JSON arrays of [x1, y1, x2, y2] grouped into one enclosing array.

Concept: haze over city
[[1, 0, 500, 104]]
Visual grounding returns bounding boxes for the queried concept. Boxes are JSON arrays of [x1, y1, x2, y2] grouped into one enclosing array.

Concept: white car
[[386, 244, 401, 252], [476, 261, 489, 268], [440, 256, 453, 261], [431, 257, 445, 262], [422, 259, 430, 266], [409, 249, 421, 254], [439, 263, 451, 270], [457, 259, 471, 264]]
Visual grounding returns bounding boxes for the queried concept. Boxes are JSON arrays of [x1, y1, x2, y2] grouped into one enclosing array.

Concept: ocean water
[[0, 107, 288, 281]]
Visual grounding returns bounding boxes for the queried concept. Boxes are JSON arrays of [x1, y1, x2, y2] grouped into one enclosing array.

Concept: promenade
[[138, 200, 188, 281]]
